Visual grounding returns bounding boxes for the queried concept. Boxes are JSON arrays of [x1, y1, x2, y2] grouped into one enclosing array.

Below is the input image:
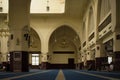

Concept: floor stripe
[[55, 70, 65, 80], [1, 70, 52, 80], [72, 70, 120, 80], [0, 73, 15, 75]]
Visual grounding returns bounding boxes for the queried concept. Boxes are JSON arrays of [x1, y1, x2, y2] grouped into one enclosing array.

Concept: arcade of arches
[[0, 0, 120, 72]]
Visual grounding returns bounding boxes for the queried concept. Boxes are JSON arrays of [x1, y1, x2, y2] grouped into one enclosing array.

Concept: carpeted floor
[[0, 72, 33, 79], [0, 69, 120, 80], [80, 70, 120, 79], [63, 70, 107, 80], [12, 70, 59, 80]]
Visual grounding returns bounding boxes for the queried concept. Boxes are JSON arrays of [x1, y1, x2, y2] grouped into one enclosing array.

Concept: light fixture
[[46, 6, 50, 11], [46, 0, 50, 11]]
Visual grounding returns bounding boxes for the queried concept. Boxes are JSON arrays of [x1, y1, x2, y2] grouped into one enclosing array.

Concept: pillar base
[[87, 60, 95, 70], [41, 62, 48, 69], [10, 51, 29, 72], [114, 51, 120, 71], [95, 57, 107, 71], [79, 62, 84, 70], [2, 62, 10, 71]]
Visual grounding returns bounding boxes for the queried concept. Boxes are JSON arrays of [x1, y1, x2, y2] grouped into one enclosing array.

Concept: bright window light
[[30, 0, 65, 13], [32, 54, 39, 65], [108, 56, 112, 64], [0, 0, 8, 13], [0, 0, 65, 14]]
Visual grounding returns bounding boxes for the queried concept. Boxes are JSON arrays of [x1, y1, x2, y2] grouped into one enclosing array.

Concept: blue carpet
[[0, 70, 120, 80], [0, 72, 34, 79], [0, 69, 42, 79], [79, 70, 120, 79], [63, 70, 108, 80], [12, 70, 59, 80]]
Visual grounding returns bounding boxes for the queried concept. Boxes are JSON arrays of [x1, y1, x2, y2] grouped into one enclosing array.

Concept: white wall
[[30, 16, 82, 53], [51, 54, 75, 64]]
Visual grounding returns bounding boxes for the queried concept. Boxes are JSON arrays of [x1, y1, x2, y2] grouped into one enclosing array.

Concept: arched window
[[100, 0, 111, 21], [88, 7, 95, 34]]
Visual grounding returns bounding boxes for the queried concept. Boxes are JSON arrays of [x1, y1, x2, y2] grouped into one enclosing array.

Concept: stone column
[[77, 51, 82, 70], [40, 35, 49, 69], [41, 52, 48, 69], [0, 22, 10, 67], [110, 0, 120, 71], [95, 42, 107, 71], [9, 0, 31, 72]]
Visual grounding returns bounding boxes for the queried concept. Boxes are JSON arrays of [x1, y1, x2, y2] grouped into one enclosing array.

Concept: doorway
[[68, 58, 75, 69]]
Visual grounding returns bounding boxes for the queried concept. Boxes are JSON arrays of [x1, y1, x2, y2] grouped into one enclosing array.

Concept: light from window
[[0, 0, 8, 13], [32, 54, 39, 65], [108, 56, 112, 64], [30, 0, 65, 13]]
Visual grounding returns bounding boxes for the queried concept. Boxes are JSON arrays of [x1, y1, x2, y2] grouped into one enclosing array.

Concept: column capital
[[41, 53, 48, 62], [0, 22, 10, 37], [1, 53, 8, 62]]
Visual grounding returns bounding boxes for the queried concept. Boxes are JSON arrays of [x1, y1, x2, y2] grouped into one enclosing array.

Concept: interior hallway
[[0, 0, 120, 79]]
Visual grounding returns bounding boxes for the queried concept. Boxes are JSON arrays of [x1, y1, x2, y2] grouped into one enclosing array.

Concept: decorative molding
[[88, 32, 95, 41], [53, 51, 74, 54], [59, 39, 69, 48], [83, 41, 86, 47], [98, 14, 111, 32]]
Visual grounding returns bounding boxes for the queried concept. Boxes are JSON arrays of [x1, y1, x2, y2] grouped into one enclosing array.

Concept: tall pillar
[[95, 42, 107, 71], [113, 31, 120, 71], [40, 38, 49, 69], [77, 51, 82, 70], [0, 22, 10, 68], [110, 0, 120, 71], [9, 0, 31, 72], [41, 53, 48, 69]]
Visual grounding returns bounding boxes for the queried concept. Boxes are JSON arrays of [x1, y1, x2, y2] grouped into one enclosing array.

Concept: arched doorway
[[48, 25, 80, 69]]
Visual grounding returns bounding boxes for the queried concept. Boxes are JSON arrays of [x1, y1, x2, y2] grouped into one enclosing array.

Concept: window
[[108, 56, 112, 64], [32, 54, 39, 65]]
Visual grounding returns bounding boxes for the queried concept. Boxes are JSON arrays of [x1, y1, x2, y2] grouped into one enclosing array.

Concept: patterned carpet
[[0, 69, 120, 80]]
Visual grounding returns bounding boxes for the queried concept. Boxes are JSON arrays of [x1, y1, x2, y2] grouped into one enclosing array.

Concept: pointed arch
[[29, 27, 41, 51], [48, 25, 81, 52], [88, 6, 95, 34]]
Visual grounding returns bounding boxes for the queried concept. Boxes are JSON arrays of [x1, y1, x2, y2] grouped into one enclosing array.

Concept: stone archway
[[48, 25, 81, 69]]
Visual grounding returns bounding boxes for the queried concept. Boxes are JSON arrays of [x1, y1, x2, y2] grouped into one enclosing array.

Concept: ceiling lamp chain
[[46, 0, 50, 11]]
